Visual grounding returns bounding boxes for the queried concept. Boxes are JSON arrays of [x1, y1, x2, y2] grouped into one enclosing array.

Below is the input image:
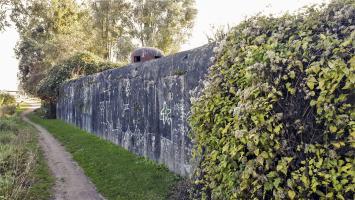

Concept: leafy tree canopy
[[11, 0, 97, 95], [0, 0, 10, 31], [90, 0, 197, 61], [9, 0, 196, 96]]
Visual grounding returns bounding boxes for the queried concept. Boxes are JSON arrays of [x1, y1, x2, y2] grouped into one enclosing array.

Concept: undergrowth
[[0, 109, 53, 200]]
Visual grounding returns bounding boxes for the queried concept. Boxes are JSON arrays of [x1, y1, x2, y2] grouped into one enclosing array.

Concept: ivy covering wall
[[189, 0, 354, 199]]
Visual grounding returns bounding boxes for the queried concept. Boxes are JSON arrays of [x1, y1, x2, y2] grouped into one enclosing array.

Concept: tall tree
[[90, 0, 197, 61], [132, 0, 197, 54], [9, 0, 197, 95], [0, 0, 11, 31], [90, 0, 133, 61], [45, 0, 96, 63], [11, 0, 97, 95], [11, 0, 50, 95]]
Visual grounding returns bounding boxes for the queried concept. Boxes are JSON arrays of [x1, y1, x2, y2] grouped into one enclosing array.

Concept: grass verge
[[29, 112, 182, 200], [0, 110, 54, 200]]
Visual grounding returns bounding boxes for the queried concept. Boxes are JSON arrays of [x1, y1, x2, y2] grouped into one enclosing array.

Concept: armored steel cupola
[[130, 47, 164, 63]]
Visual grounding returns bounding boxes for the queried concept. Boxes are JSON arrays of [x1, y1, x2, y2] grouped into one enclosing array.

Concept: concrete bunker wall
[[56, 44, 214, 176]]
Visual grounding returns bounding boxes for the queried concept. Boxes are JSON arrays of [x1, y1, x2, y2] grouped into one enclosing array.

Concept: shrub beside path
[[22, 104, 104, 200]]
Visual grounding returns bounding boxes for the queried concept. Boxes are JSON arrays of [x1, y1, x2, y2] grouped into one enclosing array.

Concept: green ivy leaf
[[329, 125, 337, 133], [273, 178, 282, 188], [289, 71, 296, 79], [301, 175, 309, 188], [288, 190, 296, 199], [325, 192, 333, 198], [307, 76, 317, 90]]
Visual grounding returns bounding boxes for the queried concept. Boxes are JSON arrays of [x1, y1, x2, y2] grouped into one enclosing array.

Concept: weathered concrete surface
[[57, 44, 214, 176]]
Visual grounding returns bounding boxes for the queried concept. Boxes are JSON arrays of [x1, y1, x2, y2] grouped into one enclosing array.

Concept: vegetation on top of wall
[[36, 51, 123, 103], [189, 0, 354, 199]]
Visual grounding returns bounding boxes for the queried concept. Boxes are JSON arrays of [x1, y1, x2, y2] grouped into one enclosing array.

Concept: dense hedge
[[36, 52, 122, 102], [190, 1, 354, 199], [36, 52, 123, 118]]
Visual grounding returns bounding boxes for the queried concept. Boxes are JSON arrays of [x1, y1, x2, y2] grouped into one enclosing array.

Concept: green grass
[[29, 112, 181, 200], [0, 112, 54, 200]]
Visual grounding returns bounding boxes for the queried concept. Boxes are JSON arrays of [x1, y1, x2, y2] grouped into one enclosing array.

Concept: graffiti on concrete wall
[[56, 44, 214, 176], [160, 102, 172, 125]]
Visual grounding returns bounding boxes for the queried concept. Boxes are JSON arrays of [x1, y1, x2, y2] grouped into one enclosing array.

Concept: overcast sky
[[0, 0, 329, 91]]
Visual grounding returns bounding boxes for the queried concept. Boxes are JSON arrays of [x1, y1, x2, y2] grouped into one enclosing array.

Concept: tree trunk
[[44, 101, 56, 119]]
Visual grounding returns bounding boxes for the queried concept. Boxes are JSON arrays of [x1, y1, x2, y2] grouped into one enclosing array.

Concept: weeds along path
[[21, 106, 104, 200]]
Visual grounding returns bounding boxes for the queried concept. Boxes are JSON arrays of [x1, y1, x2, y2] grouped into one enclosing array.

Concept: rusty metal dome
[[130, 47, 164, 63]]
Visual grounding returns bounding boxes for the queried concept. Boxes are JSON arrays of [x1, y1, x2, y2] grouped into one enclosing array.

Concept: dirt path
[[22, 106, 104, 200]]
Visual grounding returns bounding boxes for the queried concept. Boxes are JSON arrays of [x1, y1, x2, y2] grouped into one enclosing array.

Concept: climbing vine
[[189, 0, 354, 199]]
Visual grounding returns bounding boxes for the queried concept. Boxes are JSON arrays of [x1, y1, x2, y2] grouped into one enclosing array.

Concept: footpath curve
[[22, 106, 104, 200]]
